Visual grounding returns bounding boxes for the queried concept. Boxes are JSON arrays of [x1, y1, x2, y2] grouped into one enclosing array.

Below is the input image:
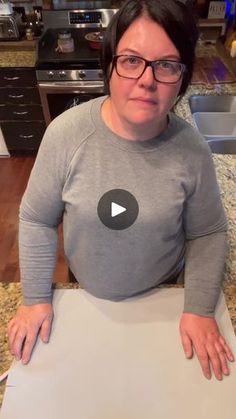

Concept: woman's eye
[[126, 57, 141, 65], [158, 61, 173, 70]]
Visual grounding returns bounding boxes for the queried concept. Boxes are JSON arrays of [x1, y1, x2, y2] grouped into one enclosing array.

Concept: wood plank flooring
[[0, 155, 68, 283], [192, 56, 236, 84]]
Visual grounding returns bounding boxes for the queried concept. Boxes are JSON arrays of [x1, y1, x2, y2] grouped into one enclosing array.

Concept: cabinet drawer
[[0, 104, 44, 121], [1, 121, 46, 151], [0, 68, 37, 87], [0, 87, 41, 105]]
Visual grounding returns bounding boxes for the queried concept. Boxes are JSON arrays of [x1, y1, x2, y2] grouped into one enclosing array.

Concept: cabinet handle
[[13, 111, 29, 115], [19, 134, 34, 139], [4, 76, 20, 81], [8, 94, 24, 99]]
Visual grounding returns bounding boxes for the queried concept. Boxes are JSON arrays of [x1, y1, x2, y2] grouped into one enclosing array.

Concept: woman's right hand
[[8, 303, 53, 364]]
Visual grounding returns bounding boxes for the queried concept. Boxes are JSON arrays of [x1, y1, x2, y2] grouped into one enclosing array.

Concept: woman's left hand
[[179, 313, 235, 380]]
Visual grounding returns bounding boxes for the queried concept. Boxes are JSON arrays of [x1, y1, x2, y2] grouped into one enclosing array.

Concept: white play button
[[111, 202, 127, 217], [97, 189, 139, 230]]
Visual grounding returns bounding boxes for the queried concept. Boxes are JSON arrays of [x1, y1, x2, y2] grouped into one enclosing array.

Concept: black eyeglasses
[[112, 55, 186, 84]]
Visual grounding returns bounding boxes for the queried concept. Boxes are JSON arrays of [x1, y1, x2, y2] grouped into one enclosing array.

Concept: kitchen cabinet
[[0, 67, 46, 152]]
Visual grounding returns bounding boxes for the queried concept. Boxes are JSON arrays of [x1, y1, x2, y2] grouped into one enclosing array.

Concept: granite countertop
[[0, 50, 36, 68], [176, 82, 236, 286], [0, 49, 236, 406], [0, 38, 37, 67]]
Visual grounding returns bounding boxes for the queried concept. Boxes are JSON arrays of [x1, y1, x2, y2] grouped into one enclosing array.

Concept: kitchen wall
[[10, 0, 120, 14], [11, 0, 43, 15]]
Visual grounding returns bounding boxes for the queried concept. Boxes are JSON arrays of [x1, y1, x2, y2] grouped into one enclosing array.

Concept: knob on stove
[[59, 71, 67, 78], [78, 71, 86, 80], [47, 71, 54, 79]]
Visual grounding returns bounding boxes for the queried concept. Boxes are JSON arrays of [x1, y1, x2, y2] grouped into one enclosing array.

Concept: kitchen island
[[0, 46, 236, 406]]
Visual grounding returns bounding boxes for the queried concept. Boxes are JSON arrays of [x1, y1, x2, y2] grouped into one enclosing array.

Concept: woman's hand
[[8, 304, 53, 365], [179, 313, 235, 380]]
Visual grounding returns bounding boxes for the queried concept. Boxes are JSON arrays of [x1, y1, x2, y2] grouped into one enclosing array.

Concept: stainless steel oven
[[38, 80, 104, 126], [35, 8, 118, 126]]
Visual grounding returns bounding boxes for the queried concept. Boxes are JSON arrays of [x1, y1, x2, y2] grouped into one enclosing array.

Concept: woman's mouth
[[131, 97, 157, 106]]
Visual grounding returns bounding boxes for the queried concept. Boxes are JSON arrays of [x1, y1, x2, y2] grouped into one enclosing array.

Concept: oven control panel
[[36, 69, 104, 82], [42, 9, 118, 30], [69, 11, 102, 25]]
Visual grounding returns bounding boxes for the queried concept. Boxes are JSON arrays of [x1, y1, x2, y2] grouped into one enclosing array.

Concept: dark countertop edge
[[0, 39, 37, 51]]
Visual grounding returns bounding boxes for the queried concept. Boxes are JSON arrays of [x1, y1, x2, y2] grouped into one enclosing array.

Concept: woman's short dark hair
[[101, 0, 198, 99]]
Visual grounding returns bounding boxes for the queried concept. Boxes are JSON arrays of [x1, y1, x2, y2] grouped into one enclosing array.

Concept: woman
[[8, 0, 234, 380]]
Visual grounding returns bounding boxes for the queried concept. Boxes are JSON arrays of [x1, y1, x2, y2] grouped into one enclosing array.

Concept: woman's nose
[[138, 65, 156, 88]]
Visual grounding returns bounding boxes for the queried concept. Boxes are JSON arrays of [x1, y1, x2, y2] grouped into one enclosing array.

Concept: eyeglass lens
[[115, 55, 184, 83]]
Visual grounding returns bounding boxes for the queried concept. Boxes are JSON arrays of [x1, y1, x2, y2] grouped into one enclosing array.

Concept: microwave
[[0, 12, 23, 40]]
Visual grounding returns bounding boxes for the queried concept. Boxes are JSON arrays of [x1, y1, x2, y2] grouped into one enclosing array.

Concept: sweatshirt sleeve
[[19, 119, 69, 305], [183, 231, 227, 317], [183, 143, 227, 317]]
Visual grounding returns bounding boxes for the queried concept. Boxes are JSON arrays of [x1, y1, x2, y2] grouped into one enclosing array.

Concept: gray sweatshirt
[[19, 96, 227, 316]]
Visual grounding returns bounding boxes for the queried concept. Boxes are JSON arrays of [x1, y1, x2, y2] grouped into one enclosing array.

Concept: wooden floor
[[0, 155, 68, 283]]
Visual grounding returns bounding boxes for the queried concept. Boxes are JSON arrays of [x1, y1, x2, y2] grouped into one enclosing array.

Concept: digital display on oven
[[69, 11, 102, 24]]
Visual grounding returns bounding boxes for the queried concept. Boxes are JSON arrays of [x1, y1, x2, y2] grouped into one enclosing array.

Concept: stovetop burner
[[36, 28, 101, 67], [36, 28, 104, 81], [36, 8, 118, 82]]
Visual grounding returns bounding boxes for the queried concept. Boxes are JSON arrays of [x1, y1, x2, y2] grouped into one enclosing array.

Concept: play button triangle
[[111, 202, 127, 217]]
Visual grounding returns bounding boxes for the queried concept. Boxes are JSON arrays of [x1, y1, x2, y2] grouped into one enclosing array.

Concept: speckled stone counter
[[0, 51, 36, 67], [175, 83, 236, 285]]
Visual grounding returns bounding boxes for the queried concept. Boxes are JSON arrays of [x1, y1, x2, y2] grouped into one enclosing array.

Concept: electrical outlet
[[208, 1, 227, 19]]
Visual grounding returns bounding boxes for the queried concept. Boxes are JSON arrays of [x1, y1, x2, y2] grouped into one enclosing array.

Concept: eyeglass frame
[[111, 54, 187, 84]]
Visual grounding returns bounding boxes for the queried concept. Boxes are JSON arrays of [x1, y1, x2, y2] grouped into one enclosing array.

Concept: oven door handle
[[38, 82, 104, 94]]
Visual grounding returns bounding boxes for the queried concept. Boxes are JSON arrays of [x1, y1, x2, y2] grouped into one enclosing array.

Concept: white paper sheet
[[0, 128, 10, 158], [1, 289, 236, 419]]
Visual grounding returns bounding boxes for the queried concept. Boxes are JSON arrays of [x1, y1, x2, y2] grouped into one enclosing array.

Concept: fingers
[[206, 335, 235, 380], [219, 335, 235, 362], [7, 320, 19, 356], [205, 344, 223, 380], [193, 338, 233, 381], [214, 341, 230, 377], [39, 316, 53, 343], [21, 329, 39, 364], [180, 331, 193, 359], [7, 304, 54, 365], [179, 314, 235, 381], [195, 346, 211, 380], [8, 320, 38, 364]]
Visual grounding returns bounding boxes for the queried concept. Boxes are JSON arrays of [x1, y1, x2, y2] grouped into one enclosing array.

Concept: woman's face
[[108, 15, 183, 137]]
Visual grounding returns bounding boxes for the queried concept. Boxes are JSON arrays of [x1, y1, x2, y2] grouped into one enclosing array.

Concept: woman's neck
[[101, 97, 167, 141]]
